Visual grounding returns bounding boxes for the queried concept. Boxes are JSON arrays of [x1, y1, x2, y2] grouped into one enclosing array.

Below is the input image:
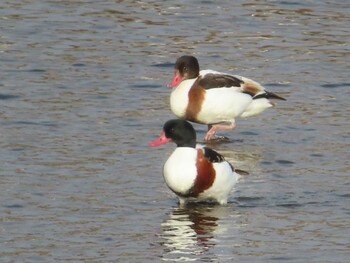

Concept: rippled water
[[0, 0, 349, 262]]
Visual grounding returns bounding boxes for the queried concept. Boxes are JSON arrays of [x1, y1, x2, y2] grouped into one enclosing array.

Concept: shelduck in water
[[149, 119, 244, 205], [169, 55, 286, 141]]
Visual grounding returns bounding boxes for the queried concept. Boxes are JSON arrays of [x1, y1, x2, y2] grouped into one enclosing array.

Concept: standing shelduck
[[168, 55, 286, 141], [149, 119, 243, 205]]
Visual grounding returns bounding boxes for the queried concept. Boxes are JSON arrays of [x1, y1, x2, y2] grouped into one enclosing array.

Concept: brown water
[[0, 0, 349, 262]]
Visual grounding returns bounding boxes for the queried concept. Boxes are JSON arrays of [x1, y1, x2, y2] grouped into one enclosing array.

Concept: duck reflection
[[160, 203, 232, 262]]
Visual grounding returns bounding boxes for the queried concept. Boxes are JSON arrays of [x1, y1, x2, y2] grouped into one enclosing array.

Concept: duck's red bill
[[168, 73, 183, 88], [148, 132, 171, 147]]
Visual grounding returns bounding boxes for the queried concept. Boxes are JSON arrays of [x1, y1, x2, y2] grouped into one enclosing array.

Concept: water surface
[[0, 0, 349, 262]]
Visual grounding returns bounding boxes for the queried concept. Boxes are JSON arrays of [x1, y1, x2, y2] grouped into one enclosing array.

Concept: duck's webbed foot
[[205, 121, 236, 141]]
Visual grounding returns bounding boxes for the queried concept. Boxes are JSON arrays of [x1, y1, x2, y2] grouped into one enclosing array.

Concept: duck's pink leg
[[205, 121, 236, 141]]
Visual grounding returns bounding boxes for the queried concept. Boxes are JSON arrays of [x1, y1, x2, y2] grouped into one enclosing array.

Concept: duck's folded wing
[[202, 147, 225, 163], [198, 72, 243, 90]]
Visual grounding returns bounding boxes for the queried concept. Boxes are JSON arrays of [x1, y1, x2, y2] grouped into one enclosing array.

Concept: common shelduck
[[168, 55, 286, 141], [149, 119, 244, 205]]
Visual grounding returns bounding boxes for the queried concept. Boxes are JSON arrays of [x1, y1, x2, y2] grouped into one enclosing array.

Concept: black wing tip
[[253, 91, 286, 101], [235, 169, 250, 176], [267, 91, 287, 101]]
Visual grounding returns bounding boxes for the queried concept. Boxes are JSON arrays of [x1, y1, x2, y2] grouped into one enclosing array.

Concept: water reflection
[[160, 204, 234, 262]]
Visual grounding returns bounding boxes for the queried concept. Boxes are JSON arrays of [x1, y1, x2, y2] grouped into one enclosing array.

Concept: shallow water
[[0, 0, 349, 262]]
